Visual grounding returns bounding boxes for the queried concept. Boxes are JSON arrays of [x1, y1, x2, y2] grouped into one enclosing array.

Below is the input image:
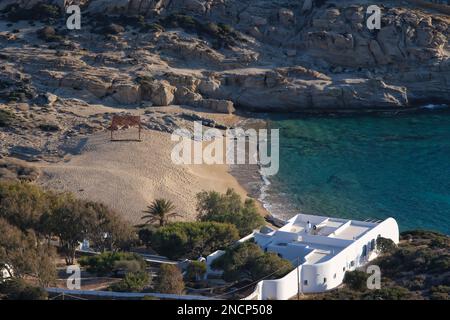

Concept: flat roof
[[330, 223, 370, 240], [255, 213, 379, 265]]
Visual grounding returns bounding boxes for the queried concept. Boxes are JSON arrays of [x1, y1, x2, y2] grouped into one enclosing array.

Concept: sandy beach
[[36, 129, 259, 224]]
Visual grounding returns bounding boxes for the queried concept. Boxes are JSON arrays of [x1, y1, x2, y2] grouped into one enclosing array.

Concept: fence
[[46, 287, 220, 300]]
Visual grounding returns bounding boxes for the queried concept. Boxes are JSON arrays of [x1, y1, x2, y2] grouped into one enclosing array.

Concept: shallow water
[[263, 110, 450, 234]]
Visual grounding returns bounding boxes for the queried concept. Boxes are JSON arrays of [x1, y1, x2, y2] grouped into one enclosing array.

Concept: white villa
[[206, 213, 399, 300]]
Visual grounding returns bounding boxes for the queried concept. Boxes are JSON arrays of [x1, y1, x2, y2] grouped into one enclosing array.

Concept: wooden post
[[297, 256, 300, 300], [138, 116, 141, 141]]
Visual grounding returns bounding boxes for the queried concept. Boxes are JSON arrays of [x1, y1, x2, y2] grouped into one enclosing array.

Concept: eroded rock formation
[[0, 0, 449, 112]]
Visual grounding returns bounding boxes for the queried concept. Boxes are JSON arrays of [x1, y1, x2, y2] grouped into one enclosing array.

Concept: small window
[[304, 280, 308, 286], [343, 267, 346, 272], [323, 277, 327, 284], [350, 261, 355, 267], [333, 273, 337, 279]]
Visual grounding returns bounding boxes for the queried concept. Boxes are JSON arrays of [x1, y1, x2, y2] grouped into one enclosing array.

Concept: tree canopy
[[0, 181, 136, 266], [141, 199, 178, 227], [154, 264, 185, 295], [0, 218, 56, 286], [148, 221, 240, 260], [211, 242, 292, 282], [79, 252, 146, 276], [196, 188, 264, 236]]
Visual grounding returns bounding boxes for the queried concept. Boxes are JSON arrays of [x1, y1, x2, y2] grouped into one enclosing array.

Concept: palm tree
[[142, 199, 178, 227]]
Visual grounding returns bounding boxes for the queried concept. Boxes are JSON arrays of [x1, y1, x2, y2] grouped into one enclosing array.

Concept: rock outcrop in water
[[0, 0, 449, 112]]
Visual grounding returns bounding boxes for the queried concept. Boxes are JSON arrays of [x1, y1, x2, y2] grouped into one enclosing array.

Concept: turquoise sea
[[263, 109, 450, 234]]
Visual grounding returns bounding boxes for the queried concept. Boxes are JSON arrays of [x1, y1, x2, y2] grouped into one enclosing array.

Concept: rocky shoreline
[[0, 1, 449, 114]]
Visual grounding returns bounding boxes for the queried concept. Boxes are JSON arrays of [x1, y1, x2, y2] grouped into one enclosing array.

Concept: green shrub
[[362, 286, 415, 300], [4, 4, 61, 22], [186, 261, 207, 281], [99, 23, 125, 35], [154, 264, 184, 294], [343, 270, 369, 291], [0, 180, 52, 230], [140, 23, 165, 33], [0, 278, 48, 300], [37, 26, 64, 43], [109, 272, 149, 292], [138, 225, 156, 247], [376, 237, 396, 254], [430, 286, 450, 300], [0, 108, 15, 127], [7, 91, 25, 102], [217, 23, 233, 34], [38, 122, 60, 132], [79, 252, 146, 276], [150, 221, 239, 260], [211, 242, 292, 282], [159, 14, 240, 48]]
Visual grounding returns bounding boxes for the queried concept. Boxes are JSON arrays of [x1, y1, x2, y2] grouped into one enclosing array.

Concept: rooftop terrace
[[254, 213, 380, 265]]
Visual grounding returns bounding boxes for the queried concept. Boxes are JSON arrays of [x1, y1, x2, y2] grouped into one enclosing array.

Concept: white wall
[[1, 266, 13, 282], [255, 217, 399, 299]]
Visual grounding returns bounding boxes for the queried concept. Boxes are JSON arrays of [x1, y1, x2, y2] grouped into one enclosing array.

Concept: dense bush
[[196, 188, 264, 237], [109, 272, 150, 292], [186, 261, 207, 282], [378, 246, 450, 276], [100, 23, 125, 35], [0, 108, 15, 127], [0, 218, 57, 286], [159, 14, 241, 48], [140, 23, 165, 33], [401, 230, 450, 248], [38, 122, 60, 132], [343, 270, 369, 291], [0, 181, 136, 265], [361, 286, 416, 300], [0, 278, 48, 300], [154, 264, 184, 295], [211, 242, 292, 282], [149, 221, 239, 260], [3, 4, 61, 22], [79, 252, 146, 276], [45, 199, 137, 265], [376, 237, 396, 254], [37, 26, 64, 43], [0, 181, 55, 230], [430, 285, 450, 300]]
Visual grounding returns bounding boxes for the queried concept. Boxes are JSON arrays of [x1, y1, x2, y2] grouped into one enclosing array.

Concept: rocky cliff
[[0, 0, 449, 111]]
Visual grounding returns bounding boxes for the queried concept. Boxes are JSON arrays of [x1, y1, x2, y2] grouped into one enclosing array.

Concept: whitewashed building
[[206, 213, 399, 300], [1, 265, 13, 282]]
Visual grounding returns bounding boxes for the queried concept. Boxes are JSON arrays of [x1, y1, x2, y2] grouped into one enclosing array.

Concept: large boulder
[[141, 79, 176, 106], [197, 99, 235, 114], [60, 73, 111, 98], [198, 78, 221, 96], [175, 86, 203, 105], [278, 8, 295, 27], [111, 81, 141, 104]]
